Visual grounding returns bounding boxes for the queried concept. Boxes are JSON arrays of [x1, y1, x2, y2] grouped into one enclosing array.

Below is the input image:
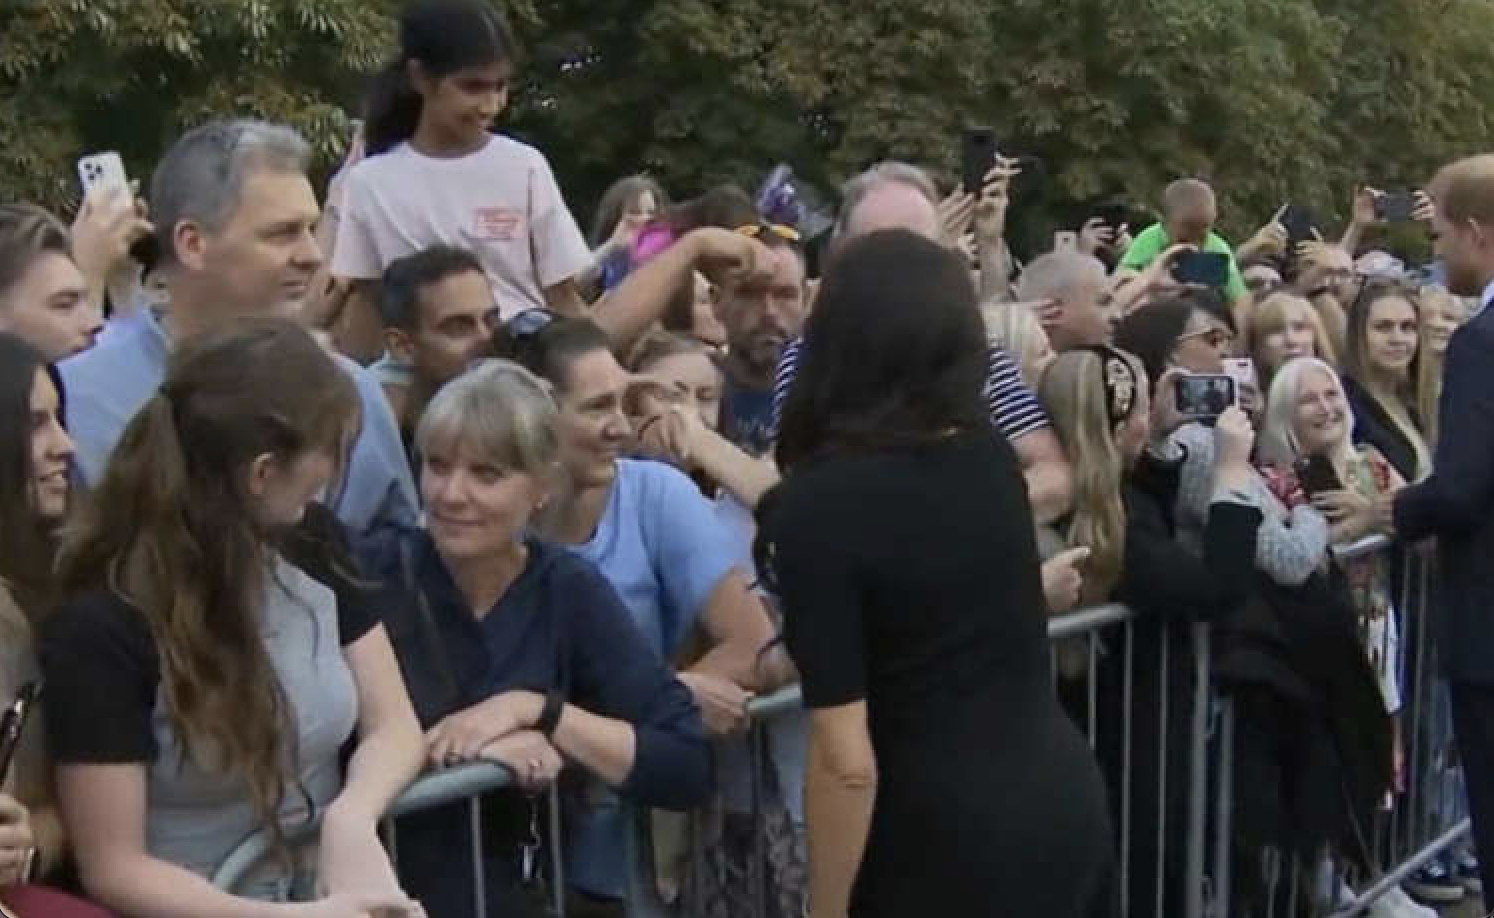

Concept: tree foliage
[[5, 0, 1494, 254]]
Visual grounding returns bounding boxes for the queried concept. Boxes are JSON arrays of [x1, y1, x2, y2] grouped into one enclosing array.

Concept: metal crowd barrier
[[214, 761, 520, 907], [1242, 534, 1472, 918], [213, 548, 1464, 918]]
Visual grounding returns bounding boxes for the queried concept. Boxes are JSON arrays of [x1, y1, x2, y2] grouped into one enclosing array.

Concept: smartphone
[[1295, 454, 1344, 496], [1175, 374, 1236, 419], [1375, 191, 1418, 222], [961, 127, 999, 195], [0, 682, 40, 789], [1053, 231, 1078, 253], [77, 152, 129, 196], [1173, 252, 1231, 288], [1280, 204, 1318, 246]]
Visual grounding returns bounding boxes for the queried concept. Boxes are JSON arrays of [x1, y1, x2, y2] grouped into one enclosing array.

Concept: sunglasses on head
[[734, 223, 802, 243], [506, 308, 558, 341]]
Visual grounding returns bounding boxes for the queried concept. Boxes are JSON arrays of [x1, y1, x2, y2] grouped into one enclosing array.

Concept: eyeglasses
[[734, 223, 802, 243], [1178, 327, 1235, 350]]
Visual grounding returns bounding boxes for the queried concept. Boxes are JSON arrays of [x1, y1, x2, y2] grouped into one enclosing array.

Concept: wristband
[[536, 690, 565, 738]]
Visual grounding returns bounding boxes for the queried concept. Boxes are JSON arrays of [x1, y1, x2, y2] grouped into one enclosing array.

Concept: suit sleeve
[[1396, 319, 1494, 539]]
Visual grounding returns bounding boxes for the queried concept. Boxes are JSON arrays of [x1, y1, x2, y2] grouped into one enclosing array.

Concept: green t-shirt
[[1119, 222, 1248, 302]]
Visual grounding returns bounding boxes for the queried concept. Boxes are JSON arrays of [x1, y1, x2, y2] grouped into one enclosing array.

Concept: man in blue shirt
[[61, 119, 417, 536]]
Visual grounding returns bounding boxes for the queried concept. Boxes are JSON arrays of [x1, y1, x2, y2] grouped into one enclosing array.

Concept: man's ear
[[173, 220, 209, 272], [385, 327, 416, 365]]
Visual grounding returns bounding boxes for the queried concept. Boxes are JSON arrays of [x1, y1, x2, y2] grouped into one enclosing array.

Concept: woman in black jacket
[[1040, 348, 1263, 917]]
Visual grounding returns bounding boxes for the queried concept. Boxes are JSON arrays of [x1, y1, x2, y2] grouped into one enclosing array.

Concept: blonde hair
[[1038, 349, 1143, 603], [417, 360, 560, 479], [1245, 292, 1338, 386], [1416, 286, 1464, 448], [1256, 357, 1357, 468], [981, 300, 1050, 388]]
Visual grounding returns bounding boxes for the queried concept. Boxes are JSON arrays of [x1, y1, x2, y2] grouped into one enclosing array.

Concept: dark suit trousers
[[1449, 680, 1494, 894]]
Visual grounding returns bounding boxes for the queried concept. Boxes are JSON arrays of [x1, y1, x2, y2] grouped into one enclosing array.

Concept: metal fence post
[[1185, 623, 1211, 918]]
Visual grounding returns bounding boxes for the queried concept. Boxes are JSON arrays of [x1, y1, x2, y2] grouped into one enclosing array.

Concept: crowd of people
[[3, 1, 1494, 917]]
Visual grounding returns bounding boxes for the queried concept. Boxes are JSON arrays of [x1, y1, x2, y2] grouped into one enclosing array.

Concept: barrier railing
[[1237, 535, 1472, 918], [213, 546, 1462, 918], [214, 762, 516, 902]]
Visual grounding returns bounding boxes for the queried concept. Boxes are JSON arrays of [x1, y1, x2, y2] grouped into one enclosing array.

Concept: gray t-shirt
[[41, 549, 376, 897]]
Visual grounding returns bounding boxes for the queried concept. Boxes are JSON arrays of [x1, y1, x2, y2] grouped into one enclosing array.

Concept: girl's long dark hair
[[365, 0, 516, 155], [772, 229, 988, 471], [56, 319, 360, 852], [0, 334, 64, 619]]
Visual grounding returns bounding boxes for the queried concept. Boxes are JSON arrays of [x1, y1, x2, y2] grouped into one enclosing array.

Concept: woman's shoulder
[[42, 588, 158, 671]]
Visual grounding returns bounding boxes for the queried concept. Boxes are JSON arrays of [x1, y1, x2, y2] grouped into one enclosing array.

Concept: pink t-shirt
[[331, 135, 590, 319]]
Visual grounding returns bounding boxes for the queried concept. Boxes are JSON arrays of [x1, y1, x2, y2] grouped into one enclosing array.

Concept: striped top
[[770, 338, 1051, 444]]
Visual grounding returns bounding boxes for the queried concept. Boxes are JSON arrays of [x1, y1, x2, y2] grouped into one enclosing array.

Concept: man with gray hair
[[773, 160, 1074, 524], [1017, 251, 1114, 352], [61, 118, 418, 535], [1119, 177, 1250, 304]]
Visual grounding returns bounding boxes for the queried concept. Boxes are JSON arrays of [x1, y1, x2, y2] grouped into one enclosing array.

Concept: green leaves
[[2, 0, 1492, 264]]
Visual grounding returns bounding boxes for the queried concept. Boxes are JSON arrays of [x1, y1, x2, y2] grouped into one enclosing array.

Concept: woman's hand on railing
[[478, 730, 564, 793], [290, 891, 424, 918], [679, 671, 752, 736], [425, 691, 544, 767], [316, 801, 411, 913]]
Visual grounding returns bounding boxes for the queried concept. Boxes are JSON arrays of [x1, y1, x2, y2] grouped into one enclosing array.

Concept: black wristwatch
[[536, 690, 565, 738]]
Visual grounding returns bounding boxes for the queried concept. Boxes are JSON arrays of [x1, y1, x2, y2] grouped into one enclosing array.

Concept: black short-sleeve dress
[[763, 429, 1115, 917]]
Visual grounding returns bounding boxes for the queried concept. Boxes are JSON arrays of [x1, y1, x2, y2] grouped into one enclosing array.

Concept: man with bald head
[[772, 161, 1074, 523], [1382, 154, 1494, 895], [1017, 251, 1113, 352], [1120, 178, 1249, 304]]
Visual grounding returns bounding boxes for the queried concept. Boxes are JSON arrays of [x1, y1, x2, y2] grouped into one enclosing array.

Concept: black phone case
[[961, 129, 998, 194]]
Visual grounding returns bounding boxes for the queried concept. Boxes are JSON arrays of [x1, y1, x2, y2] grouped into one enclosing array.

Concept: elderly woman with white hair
[[1256, 355, 1406, 717], [358, 359, 712, 918]]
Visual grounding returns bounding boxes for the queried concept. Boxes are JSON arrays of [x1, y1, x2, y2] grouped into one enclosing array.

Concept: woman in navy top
[[359, 359, 710, 918]]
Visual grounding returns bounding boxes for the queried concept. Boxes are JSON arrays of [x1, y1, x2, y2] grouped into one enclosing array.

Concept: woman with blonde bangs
[[1039, 346, 1262, 917], [1246, 292, 1338, 393]]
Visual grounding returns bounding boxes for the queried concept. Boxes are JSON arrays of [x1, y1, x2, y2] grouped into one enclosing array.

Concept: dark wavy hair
[[0, 333, 65, 618], [773, 229, 987, 470], [364, 0, 516, 155]]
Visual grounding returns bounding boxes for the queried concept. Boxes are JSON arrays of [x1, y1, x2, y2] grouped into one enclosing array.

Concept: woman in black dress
[[756, 230, 1114, 918]]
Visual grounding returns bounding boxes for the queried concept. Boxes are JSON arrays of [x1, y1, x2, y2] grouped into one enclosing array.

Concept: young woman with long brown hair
[[0, 334, 74, 895], [41, 319, 425, 917]]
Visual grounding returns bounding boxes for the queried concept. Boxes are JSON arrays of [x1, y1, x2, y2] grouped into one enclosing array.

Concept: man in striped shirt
[[770, 161, 1073, 523]]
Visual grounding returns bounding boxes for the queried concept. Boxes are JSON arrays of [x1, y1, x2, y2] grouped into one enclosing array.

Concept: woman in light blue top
[[493, 312, 790, 905]]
